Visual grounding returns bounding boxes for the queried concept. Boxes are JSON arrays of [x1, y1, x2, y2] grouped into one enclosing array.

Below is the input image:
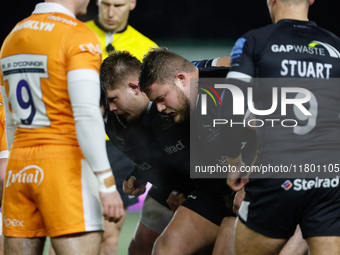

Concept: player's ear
[[130, 0, 137, 11], [272, 0, 277, 5], [129, 82, 140, 94], [268, 0, 276, 6], [175, 73, 188, 87], [309, 0, 315, 6]]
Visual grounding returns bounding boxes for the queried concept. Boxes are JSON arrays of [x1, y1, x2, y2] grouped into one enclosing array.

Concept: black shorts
[[106, 141, 139, 208], [239, 178, 340, 239], [147, 185, 172, 209], [181, 179, 236, 226]]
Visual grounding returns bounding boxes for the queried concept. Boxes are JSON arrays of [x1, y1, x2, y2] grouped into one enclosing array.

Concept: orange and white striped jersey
[[0, 3, 102, 149]]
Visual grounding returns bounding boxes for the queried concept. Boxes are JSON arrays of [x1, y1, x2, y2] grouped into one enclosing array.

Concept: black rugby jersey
[[223, 19, 340, 170], [105, 104, 195, 203], [148, 102, 196, 196], [105, 108, 167, 187]]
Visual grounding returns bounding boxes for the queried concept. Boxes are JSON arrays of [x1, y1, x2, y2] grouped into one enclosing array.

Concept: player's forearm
[[68, 69, 111, 172], [73, 104, 110, 171]]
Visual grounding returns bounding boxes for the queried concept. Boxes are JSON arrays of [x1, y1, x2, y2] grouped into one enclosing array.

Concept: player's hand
[[233, 188, 246, 214], [226, 154, 248, 192], [216, 56, 231, 67], [99, 190, 124, 223], [123, 176, 147, 196], [166, 190, 185, 212]]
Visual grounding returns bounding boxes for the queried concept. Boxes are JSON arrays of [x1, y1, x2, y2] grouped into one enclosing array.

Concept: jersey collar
[[278, 19, 317, 27], [146, 101, 153, 114], [32, 3, 76, 18]]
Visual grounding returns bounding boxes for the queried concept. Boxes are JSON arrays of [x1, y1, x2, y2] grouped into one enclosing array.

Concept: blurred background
[[2, 0, 339, 61], [1, 1, 339, 254]]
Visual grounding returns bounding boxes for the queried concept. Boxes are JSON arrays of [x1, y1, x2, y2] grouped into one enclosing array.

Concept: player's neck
[[141, 93, 151, 113], [274, 7, 309, 23], [46, 0, 77, 16]]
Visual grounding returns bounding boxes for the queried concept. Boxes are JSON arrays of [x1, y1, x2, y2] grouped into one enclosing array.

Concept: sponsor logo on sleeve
[[79, 43, 101, 55]]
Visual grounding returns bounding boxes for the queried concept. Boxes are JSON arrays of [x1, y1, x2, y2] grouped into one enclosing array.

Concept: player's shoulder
[[231, 22, 289, 58], [125, 25, 158, 47], [67, 18, 97, 36], [57, 18, 101, 51], [107, 111, 129, 130], [40, 12, 96, 36], [314, 25, 340, 45], [236, 23, 277, 47], [228, 24, 276, 61]]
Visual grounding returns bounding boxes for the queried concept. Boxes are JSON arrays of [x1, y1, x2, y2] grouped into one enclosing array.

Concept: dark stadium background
[[1, 0, 339, 47]]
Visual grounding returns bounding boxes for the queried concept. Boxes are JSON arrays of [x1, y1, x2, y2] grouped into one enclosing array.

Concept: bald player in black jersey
[[221, 0, 340, 255]]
